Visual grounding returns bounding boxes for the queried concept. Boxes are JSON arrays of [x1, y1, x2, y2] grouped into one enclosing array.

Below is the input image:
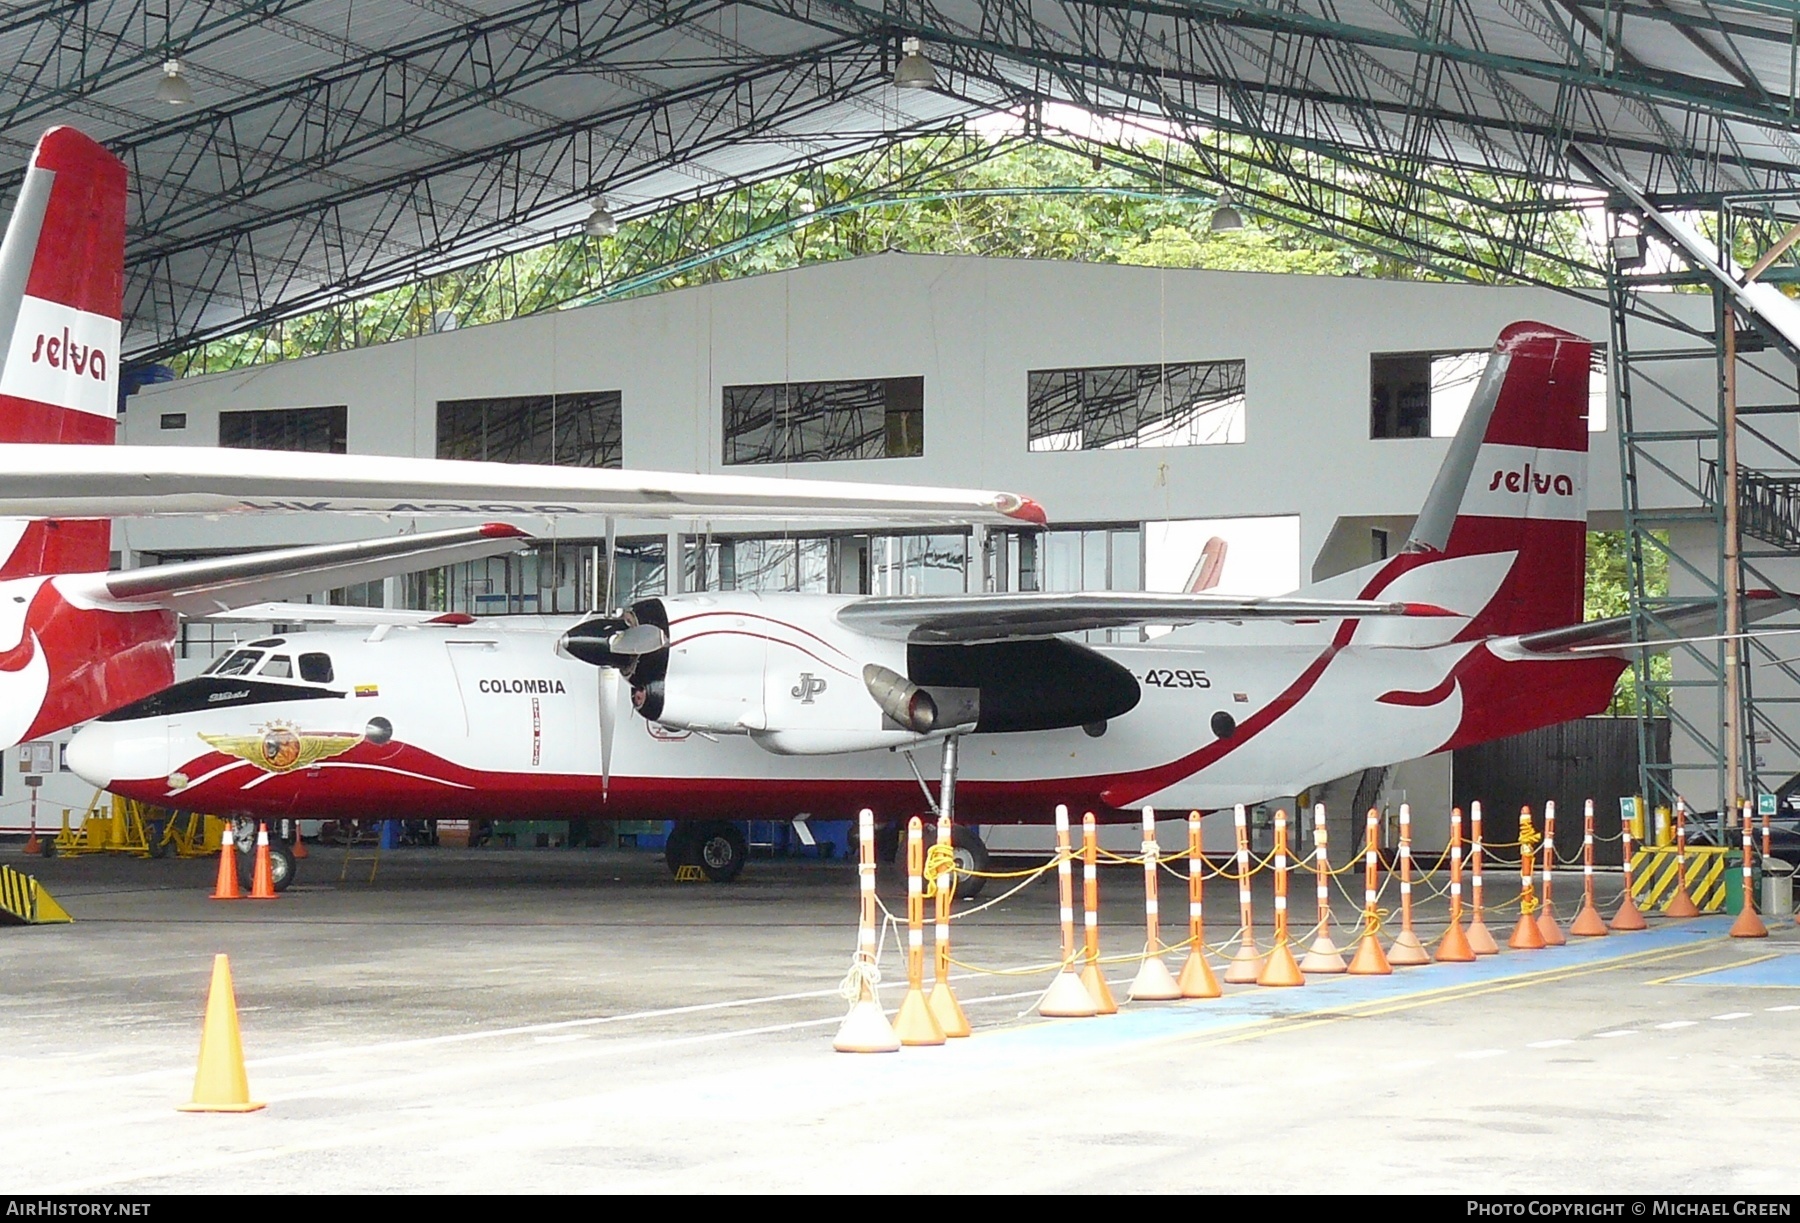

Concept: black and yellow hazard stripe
[[1630, 846, 1729, 913], [0, 864, 72, 925]]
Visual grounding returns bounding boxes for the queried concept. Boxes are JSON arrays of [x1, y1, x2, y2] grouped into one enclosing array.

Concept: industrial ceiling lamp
[[584, 198, 619, 238], [893, 36, 938, 90], [1208, 194, 1245, 233], [154, 59, 195, 106]]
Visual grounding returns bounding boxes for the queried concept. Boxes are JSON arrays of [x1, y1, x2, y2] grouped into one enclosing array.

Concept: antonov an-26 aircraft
[[62, 315, 1659, 892], [0, 127, 1053, 762]]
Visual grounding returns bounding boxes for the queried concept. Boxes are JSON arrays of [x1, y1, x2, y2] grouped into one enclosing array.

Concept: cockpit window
[[258, 655, 293, 679], [207, 650, 262, 678], [298, 652, 334, 684]]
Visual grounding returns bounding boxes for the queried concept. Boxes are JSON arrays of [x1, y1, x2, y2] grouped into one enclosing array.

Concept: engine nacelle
[[561, 592, 1141, 752]]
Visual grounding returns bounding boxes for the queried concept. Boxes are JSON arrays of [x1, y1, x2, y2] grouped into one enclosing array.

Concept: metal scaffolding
[[1610, 195, 1800, 828]]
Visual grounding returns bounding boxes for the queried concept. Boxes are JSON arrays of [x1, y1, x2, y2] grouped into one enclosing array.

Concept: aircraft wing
[[201, 602, 479, 627], [836, 591, 1452, 644], [0, 444, 1046, 526], [63, 523, 531, 617]]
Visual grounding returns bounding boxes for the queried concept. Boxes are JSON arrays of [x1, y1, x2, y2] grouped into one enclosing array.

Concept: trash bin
[[1764, 860, 1794, 921], [1723, 858, 1764, 915]]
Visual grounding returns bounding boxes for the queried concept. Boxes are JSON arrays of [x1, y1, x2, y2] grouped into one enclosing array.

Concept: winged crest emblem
[[199, 722, 363, 774]]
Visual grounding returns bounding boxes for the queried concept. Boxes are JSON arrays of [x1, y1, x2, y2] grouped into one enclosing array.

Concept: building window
[[219, 405, 347, 453], [721, 377, 924, 465], [159, 412, 186, 430], [436, 392, 622, 468], [1372, 347, 1609, 438], [1027, 361, 1245, 452]]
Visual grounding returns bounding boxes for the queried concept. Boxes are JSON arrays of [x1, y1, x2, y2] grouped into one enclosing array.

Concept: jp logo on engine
[[791, 673, 827, 704]]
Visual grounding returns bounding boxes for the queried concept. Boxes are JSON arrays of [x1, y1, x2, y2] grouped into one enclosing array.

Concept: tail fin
[[1300, 322, 1591, 641], [0, 126, 124, 578]]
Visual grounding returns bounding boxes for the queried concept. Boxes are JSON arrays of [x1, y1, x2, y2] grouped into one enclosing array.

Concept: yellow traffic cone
[[177, 954, 265, 1113]]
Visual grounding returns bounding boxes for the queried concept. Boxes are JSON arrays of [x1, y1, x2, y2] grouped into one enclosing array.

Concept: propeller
[[599, 664, 620, 802]]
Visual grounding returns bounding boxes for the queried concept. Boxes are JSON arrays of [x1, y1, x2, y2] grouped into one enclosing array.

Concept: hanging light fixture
[[893, 36, 938, 90], [584, 199, 619, 238], [154, 59, 195, 106], [1208, 194, 1245, 233]]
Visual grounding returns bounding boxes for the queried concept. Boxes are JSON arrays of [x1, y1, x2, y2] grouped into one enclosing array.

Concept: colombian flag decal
[[354, 684, 379, 698]]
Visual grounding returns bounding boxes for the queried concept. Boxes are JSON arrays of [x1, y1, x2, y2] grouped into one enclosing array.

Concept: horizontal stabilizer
[[0, 444, 1046, 526], [1494, 591, 1789, 659], [66, 523, 531, 617], [838, 591, 1452, 645]]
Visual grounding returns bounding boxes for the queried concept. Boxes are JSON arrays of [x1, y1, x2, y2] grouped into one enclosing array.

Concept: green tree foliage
[[1588, 530, 1672, 715], [173, 135, 1593, 375]]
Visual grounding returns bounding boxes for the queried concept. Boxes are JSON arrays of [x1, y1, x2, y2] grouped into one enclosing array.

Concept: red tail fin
[[0, 126, 124, 577], [1400, 322, 1591, 638]]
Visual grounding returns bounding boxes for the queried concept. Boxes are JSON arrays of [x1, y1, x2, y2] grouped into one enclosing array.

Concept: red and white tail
[[1300, 322, 1591, 640], [0, 126, 124, 578]]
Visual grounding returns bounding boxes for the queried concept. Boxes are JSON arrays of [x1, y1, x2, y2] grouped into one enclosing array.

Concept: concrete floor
[[2, 841, 1796, 1194]]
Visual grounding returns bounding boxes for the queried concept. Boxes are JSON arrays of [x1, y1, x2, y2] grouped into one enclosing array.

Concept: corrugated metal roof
[[0, 1, 1793, 359]]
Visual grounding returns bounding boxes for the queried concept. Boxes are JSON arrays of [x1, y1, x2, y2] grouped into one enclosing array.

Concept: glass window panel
[[1110, 528, 1142, 591], [1028, 361, 1244, 451], [298, 653, 334, 684], [1040, 530, 1083, 593], [257, 655, 293, 679], [436, 392, 621, 467], [1082, 529, 1108, 591], [219, 406, 347, 453], [723, 377, 925, 465]]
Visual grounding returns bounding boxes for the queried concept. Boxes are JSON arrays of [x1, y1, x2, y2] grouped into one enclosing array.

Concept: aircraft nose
[[64, 722, 114, 789]]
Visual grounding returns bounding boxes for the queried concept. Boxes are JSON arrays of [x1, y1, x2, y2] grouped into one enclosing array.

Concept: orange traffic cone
[[289, 820, 308, 860], [248, 822, 278, 900], [209, 825, 240, 901], [1666, 800, 1700, 917], [1569, 897, 1609, 936], [177, 954, 265, 1113], [1435, 918, 1475, 962], [1537, 900, 1567, 946], [1511, 809, 1548, 949], [1257, 939, 1305, 987], [1467, 802, 1499, 954], [1610, 888, 1649, 932], [1537, 802, 1566, 945], [892, 818, 945, 1045], [1177, 944, 1222, 999], [1347, 924, 1393, 975]]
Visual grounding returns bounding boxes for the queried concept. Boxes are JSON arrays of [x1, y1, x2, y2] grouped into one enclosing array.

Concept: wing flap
[[837, 591, 1449, 644], [74, 523, 530, 617], [0, 444, 1045, 526]]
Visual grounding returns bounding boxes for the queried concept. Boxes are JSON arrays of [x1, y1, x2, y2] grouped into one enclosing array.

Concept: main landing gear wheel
[[949, 825, 990, 902], [233, 821, 296, 893], [664, 821, 748, 883], [694, 821, 747, 883]]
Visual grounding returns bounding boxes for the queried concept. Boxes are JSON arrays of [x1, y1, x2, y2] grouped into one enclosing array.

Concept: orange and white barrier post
[[1569, 799, 1609, 937], [927, 812, 970, 1038], [248, 822, 278, 901], [1466, 800, 1499, 955], [1300, 803, 1346, 973], [1731, 801, 1769, 939], [1387, 803, 1429, 965], [1257, 810, 1305, 986], [1508, 808, 1547, 949], [834, 809, 900, 1052], [1434, 807, 1475, 961], [1040, 805, 1098, 1017], [1347, 808, 1392, 975], [892, 817, 946, 1044], [1536, 800, 1566, 945], [210, 824, 241, 901], [1665, 798, 1701, 917], [1224, 804, 1266, 983], [1176, 811, 1221, 998], [1610, 807, 1649, 931], [1129, 808, 1182, 1000], [1078, 812, 1118, 1012]]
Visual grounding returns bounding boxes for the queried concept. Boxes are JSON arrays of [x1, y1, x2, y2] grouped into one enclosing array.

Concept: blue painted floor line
[[975, 916, 1734, 1055], [1672, 950, 1800, 988]]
